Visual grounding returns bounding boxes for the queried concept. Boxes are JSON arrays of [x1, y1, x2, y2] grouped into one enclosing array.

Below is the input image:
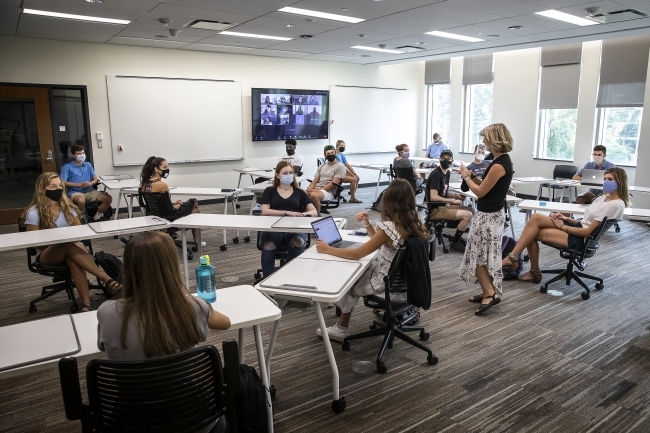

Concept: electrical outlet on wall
[[96, 132, 103, 148]]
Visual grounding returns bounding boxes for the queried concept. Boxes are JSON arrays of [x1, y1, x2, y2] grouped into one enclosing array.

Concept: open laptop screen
[[310, 216, 343, 246]]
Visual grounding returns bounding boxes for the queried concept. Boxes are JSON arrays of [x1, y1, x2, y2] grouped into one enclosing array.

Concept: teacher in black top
[[259, 160, 317, 277], [457, 123, 514, 315]]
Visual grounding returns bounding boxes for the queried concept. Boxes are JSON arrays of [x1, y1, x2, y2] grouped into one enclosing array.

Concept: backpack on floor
[[94, 251, 123, 282], [235, 364, 271, 433], [371, 189, 385, 212], [501, 236, 522, 280]]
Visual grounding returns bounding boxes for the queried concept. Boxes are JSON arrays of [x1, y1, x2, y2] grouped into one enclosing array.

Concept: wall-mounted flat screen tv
[[252, 88, 329, 141]]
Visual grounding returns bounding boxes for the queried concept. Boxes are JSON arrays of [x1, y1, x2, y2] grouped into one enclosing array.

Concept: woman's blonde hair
[[604, 167, 630, 207], [22, 172, 78, 228], [381, 179, 430, 240], [480, 123, 513, 154], [120, 231, 204, 358], [272, 160, 299, 189], [395, 143, 409, 153]]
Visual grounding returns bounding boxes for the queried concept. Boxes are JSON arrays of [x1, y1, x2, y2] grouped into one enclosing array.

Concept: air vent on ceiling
[[394, 45, 425, 53], [587, 9, 648, 24], [186, 19, 236, 31]]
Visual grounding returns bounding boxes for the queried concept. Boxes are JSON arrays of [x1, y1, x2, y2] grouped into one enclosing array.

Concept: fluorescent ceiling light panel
[[22, 8, 130, 25], [424, 30, 483, 42], [220, 31, 291, 41], [352, 46, 404, 54], [535, 10, 598, 26], [278, 7, 364, 24]]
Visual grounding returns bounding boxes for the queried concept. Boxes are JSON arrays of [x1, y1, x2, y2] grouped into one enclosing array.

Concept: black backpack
[[371, 189, 385, 212], [94, 251, 123, 282], [235, 365, 271, 433]]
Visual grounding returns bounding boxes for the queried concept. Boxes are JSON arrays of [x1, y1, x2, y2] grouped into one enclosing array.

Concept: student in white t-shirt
[[278, 139, 303, 174], [502, 167, 628, 285]]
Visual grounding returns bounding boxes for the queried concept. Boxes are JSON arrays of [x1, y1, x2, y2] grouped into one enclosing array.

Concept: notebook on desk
[[581, 169, 605, 186]]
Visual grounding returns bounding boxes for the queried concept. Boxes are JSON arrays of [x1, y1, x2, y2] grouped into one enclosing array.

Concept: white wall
[[0, 35, 424, 194]]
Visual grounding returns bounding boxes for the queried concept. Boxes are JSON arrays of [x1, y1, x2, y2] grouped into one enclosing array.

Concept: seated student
[[425, 149, 474, 252], [140, 156, 205, 247], [335, 140, 362, 203], [466, 144, 491, 179], [573, 145, 615, 204], [425, 133, 449, 159], [259, 161, 318, 277], [306, 145, 347, 215], [502, 167, 628, 283], [60, 143, 112, 221], [393, 143, 424, 188], [314, 179, 430, 341], [278, 139, 303, 173], [97, 231, 231, 433], [24, 173, 122, 312]]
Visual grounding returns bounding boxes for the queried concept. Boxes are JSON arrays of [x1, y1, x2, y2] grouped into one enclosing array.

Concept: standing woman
[[457, 124, 514, 315], [23, 172, 122, 312], [259, 161, 318, 277]]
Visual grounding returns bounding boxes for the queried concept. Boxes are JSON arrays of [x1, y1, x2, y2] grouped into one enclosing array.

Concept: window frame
[[594, 106, 643, 167], [423, 83, 451, 151], [462, 82, 493, 153], [534, 108, 578, 161]]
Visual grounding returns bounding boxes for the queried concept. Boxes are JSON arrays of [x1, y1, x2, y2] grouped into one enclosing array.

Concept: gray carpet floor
[[1, 186, 649, 433]]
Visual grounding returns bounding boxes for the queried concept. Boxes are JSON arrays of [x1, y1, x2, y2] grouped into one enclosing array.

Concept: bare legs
[[343, 174, 360, 202], [456, 209, 473, 232], [475, 266, 496, 309]]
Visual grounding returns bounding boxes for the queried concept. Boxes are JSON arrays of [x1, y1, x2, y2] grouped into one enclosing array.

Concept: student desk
[[517, 200, 650, 223], [255, 233, 375, 414], [98, 178, 141, 220], [350, 163, 391, 199], [233, 167, 306, 188], [0, 285, 281, 433]]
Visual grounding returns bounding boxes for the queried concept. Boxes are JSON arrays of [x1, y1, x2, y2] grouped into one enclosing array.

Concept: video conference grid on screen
[[252, 88, 329, 141]]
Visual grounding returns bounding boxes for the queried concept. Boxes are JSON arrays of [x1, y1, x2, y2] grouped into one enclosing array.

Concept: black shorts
[[565, 221, 585, 250], [175, 199, 197, 219]]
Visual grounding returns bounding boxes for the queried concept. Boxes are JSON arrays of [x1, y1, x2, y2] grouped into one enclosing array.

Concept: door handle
[[44, 150, 53, 162]]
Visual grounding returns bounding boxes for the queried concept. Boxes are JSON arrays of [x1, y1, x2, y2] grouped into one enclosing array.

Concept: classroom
[[1, 1, 650, 432]]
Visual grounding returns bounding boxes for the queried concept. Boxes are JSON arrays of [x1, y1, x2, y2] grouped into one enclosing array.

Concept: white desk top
[[99, 178, 141, 190], [518, 200, 587, 214], [233, 167, 268, 173], [121, 186, 241, 197], [351, 163, 390, 170], [244, 183, 272, 193], [88, 215, 170, 234], [99, 174, 133, 181], [0, 285, 280, 379], [172, 214, 346, 232], [513, 177, 554, 183]]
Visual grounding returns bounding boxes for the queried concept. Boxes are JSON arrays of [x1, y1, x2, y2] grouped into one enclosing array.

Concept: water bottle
[[195, 255, 216, 303]]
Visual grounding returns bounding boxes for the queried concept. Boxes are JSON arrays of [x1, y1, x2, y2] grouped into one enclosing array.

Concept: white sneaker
[[201, 241, 207, 247], [316, 323, 350, 342], [252, 203, 262, 212]]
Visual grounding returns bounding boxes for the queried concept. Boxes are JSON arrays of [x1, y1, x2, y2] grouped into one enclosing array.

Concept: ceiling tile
[[17, 14, 126, 36], [23, 0, 159, 21], [108, 36, 189, 49], [124, 21, 217, 37], [523, 0, 602, 7], [353, 11, 466, 35], [607, 17, 650, 29], [447, 0, 545, 17], [281, 0, 405, 21], [181, 43, 254, 53], [261, 40, 333, 53], [557, 0, 631, 18], [408, 2, 505, 24], [165, 0, 279, 16], [226, 15, 341, 37], [374, 35, 454, 50], [428, 23, 519, 45], [303, 53, 358, 61], [509, 12, 582, 30], [197, 33, 283, 49], [114, 29, 205, 43], [0, 5, 19, 35], [477, 17, 565, 36], [0, 0, 22, 7], [246, 48, 311, 58], [614, 0, 650, 12], [136, 3, 258, 27]]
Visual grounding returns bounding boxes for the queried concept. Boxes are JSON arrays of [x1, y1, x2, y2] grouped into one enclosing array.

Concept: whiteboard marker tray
[[260, 258, 361, 294]]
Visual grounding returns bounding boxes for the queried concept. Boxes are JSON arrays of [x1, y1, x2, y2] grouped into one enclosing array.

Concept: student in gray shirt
[[306, 144, 347, 215]]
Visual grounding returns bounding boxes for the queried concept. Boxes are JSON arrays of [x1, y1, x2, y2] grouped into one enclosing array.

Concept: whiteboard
[[329, 85, 417, 154], [106, 75, 244, 166]]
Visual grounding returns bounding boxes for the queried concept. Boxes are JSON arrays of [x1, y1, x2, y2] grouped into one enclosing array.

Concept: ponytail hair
[[140, 156, 166, 187]]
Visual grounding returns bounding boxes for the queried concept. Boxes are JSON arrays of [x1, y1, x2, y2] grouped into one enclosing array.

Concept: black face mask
[[286, 148, 295, 156], [338, 147, 345, 153], [325, 154, 337, 162], [160, 169, 170, 179], [439, 159, 453, 169], [45, 188, 63, 202]]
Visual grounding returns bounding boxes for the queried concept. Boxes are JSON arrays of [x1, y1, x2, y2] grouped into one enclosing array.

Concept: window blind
[[424, 59, 451, 84], [597, 35, 650, 107], [462, 54, 493, 85]]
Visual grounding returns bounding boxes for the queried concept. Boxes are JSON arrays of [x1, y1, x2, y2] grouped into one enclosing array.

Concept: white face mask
[[75, 154, 86, 163], [475, 154, 484, 161]]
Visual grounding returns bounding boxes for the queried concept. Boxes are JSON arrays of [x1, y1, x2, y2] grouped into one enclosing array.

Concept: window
[[463, 83, 493, 152], [536, 109, 578, 160], [424, 84, 450, 149], [596, 107, 643, 165]]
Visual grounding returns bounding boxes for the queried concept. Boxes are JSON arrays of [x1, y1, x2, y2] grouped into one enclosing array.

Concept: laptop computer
[[310, 216, 361, 249], [581, 169, 605, 186]]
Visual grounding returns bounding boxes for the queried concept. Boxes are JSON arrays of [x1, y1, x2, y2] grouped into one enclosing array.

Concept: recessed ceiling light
[[22, 8, 130, 24], [341, 8, 348, 11], [285, 24, 297, 28], [220, 31, 292, 41], [535, 9, 598, 26], [352, 45, 405, 54], [358, 34, 367, 38], [278, 7, 365, 24], [509, 25, 523, 30], [425, 30, 484, 42], [85, 0, 104, 3]]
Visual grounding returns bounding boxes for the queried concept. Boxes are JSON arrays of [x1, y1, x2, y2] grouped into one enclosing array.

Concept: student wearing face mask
[[140, 156, 205, 247], [259, 161, 317, 277], [60, 144, 113, 221], [335, 140, 362, 203], [425, 133, 449, 159], [466, 144, 491, 179], [23, 173, 123, 312], [572, 145, 616, 204], [503, 167, 627, 285], [306, 145, 348, 215], [278, 139, 303, 173]]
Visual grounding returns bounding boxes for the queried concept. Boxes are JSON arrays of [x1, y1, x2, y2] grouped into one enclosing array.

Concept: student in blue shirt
[[425, 133, 449, 159], [60, 144, 112, 221], [572, 145, 616, 204], [466, 144, 491, 179], [335, 140, 361, 203]]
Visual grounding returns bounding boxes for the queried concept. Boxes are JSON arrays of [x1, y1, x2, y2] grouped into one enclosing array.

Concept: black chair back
[[141, 191, 176, 221], [553, 164, 578, 180], [316, 157, 325, 167], [391, 164, 418, 192], [582, 217, 618, 258]]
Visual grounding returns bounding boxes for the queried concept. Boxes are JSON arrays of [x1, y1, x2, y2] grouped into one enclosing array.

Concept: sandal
[[475, 295, 496, 315], [348, 198, 363, 204], [103, 278, 123, 298], [470, 293, 502, 305], [504, 252, 519, 271], [518, 269, 542, 284], [80, 302, 91, 313]]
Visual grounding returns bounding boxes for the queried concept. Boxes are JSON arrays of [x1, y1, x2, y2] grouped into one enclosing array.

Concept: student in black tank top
[[457, 124, 514, 315]]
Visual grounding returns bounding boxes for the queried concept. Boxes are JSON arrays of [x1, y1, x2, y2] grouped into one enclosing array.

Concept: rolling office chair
[[537, 165, 579, 202], [139, 191, 197, 260], [422, 201, 457, 255], [253, 232, 311, 283], [317, 157, 347, 203], [390, 164, 425, 197], [58, 341, 242, 433], [341, 240, 437, 373], [539, 217, 619, 300]]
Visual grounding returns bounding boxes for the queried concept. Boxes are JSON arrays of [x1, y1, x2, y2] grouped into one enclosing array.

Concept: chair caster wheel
[[335, 307, 341, 317], [233, 237, 239, 244], [342, 341, 350, 351], [331, 397, 346, 414], [443, 247, 449, 254], [369, 323, 377, 330], [377, 362, 388, 374], [191, 245, 198, 252], [254, 272, 262, 280], [28, 304, 37, 313], [220, 245, 227, 251], [427, 354, 438, 365], [419, 331, 429, 341], [70, 304, 79, 313], [244, 236, 250, 243], [581, 292, 590, 300], [540, 286, 547, 294], [41, 288, 47, 295], [595, 283, 604, 291], [235, 204, 241, 209], [270, 385, 276, 400]]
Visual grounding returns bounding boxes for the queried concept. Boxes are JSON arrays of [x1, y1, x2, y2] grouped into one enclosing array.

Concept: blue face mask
[[401, 151, 410, 159], [603, 180, 617, 194], [280, 174, 294, 185]]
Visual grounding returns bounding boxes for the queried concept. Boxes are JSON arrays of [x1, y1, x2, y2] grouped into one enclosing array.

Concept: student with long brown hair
[[23, 172, 121, 312], [314, 179, 430, 341], [97, 231, 230, 361]]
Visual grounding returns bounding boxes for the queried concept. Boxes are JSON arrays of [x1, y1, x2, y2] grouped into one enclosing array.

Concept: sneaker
[[450, 241, 466, 252], [201, 241, 207, 247], [252, 203, 262, 212], [316, 323, 350, 342]]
